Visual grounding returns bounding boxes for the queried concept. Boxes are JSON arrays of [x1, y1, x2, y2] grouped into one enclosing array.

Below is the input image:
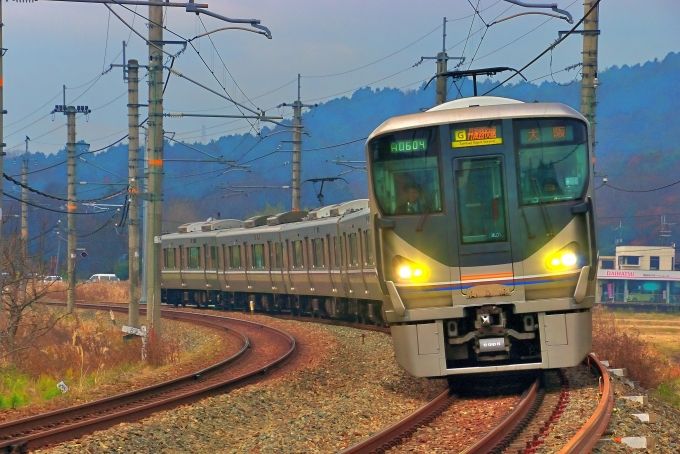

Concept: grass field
[[604, 309, 680, 407], [613, 311, 680, 362]]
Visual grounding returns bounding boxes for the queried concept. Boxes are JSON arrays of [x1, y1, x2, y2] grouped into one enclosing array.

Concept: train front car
[[367, 96, 597, 377]]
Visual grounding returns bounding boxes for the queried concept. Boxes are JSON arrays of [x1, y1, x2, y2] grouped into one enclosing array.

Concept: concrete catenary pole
[[278, 74, 315, 211], [435, 17, 448, 106], [291, 75, 302, 211], [145, 1, 164, 334], [580, 0, 599, 156], [128, 60, 140, 328], [21, 138, 28, 262], [0, 0, 5, 314], [66, 106, 77, 313]]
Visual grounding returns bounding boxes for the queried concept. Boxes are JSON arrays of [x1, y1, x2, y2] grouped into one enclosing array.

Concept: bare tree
[[0, 232, 68, 364]]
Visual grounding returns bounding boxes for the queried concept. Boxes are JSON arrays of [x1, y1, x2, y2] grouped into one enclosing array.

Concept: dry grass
[[49, 281, 130, 303], [0, 307, 180, 410], [592, 306, 680, 391]]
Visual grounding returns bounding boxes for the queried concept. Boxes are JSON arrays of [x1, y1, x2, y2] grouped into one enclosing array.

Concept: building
[[597, 245, 679, 303]]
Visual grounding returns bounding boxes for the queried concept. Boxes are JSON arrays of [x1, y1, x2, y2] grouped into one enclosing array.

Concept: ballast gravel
[[38, 314, 446, 454]]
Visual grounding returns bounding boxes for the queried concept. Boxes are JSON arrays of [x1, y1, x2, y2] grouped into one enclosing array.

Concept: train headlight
[[546, 242, 580, 270], [393, 256, 427, 280], [398, 266, 412, 279], [561, 253, 577, 267]]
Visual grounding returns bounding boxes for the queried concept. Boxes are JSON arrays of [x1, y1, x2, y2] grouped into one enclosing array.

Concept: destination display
[[390, 139, 428, 153], [519, 125, 574, 145], [452, 124, 503, 148]]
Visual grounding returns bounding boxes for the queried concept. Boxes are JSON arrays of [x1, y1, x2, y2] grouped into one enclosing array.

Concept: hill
[[7, 51, 680, 275]]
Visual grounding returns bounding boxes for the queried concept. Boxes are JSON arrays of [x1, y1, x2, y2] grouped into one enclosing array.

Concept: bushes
[[591, 306, 673, 389]]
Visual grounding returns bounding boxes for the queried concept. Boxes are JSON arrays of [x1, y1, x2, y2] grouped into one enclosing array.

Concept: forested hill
[[7, 51, 680, 261]]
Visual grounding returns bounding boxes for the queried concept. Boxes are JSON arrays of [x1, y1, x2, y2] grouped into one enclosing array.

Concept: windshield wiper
[[530, 178, 555, 237], [415, 191, 436, 232]]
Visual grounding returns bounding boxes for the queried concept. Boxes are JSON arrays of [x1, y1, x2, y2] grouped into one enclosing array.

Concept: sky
[[2, 0, 679, 156]]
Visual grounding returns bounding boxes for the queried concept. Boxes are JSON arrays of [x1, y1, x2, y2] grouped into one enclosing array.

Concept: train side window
[[188, 247, 201, 268], [164, 248, 176, 269], [179, 246, 184, 269], [293, 240, 304, 268], [230, 245, 242, 269], [252, 244, 265, 269], [333, 236, 342, 268], [363, 229, 374, 266], [221, 245, 227, 270], [326, 234, 332, 268], [209, 246, 217, 269], [348, 233, 359, 267], [275, 243, 284, 269], [312, 238, 325, 268], [455, 157, 508, 245]]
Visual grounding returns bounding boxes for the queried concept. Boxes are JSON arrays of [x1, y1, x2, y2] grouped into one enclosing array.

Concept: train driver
[[395, 182, 424, 214]]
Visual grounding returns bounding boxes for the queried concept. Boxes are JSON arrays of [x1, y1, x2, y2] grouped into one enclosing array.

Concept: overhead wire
[[3, 192, 115, 215], [484, 0, 600, 95]]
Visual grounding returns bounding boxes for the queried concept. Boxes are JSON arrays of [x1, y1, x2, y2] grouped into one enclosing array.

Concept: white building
[[597, 245, 678, 303]]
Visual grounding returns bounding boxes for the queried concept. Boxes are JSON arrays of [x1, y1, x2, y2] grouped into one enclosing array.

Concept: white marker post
[[122, 325, 148, 360]]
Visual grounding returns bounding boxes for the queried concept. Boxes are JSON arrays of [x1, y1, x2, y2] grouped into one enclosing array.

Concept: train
[[161, 95, 598, 378]]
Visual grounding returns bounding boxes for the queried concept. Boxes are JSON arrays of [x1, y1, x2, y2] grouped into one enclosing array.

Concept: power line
[[598, 180, 680, 193], [3, 193, 115, 215], [484, 0, 601, 95], [3, 173, 127, 203]]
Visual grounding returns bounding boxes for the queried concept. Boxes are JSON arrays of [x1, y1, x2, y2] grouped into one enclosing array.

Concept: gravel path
[[38, 315, 446, 454]]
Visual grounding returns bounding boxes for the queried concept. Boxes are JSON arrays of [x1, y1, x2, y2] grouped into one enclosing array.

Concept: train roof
[[367, 96, 586, 141]]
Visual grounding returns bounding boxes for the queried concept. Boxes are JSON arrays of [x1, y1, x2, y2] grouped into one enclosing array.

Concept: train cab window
[[369, 127, 442, 216], [333, 236, 343, 268], [164, 248, 176, 269], [292, 240, 304, 268], [188, 247, 201, 268], [252, 244, 265, 269], [514, 118, 588, 205], [229, 245, 242, 269], [312, 238, 325, 268], [455, 157, 508, 244], [363, 229, 374, 266], [348, 233, 359, 267]]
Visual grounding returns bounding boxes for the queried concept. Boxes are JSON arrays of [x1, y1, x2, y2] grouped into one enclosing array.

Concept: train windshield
[[514, 118, 588, 206], [369, 127, 442, 216]]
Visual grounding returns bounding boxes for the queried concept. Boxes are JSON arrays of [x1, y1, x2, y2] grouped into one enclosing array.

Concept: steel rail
[[339, 388, 454, 454], [461, 377, 541, 454], [558, 353, 614, 454], [0, 305, 297, 452]]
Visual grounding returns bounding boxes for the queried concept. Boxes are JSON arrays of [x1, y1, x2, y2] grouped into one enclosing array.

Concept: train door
[[452, 155, 516, 296]]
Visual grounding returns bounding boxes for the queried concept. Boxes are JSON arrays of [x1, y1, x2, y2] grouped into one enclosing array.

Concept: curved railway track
[[0, 305, 297, 452], [340, 353, 613, 454]]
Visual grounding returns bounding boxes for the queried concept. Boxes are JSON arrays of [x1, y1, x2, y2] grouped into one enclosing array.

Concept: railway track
[[340, 353, 612, 454], [0, 305, 297, 452]]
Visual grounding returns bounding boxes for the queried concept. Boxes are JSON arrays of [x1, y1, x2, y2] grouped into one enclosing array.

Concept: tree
[[0, 231, 68, 365]]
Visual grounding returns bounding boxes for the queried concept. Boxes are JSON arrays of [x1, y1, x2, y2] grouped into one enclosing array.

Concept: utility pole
[[580, 0, 599, 156], [419, 18, 464, 105], [128, 59, 140, 328], [0, 0, 5, 328], [51, 100, 90, 313], [277, 74, 316, 211], [145, 0, 164, 334], [22, 137, 29, 262]]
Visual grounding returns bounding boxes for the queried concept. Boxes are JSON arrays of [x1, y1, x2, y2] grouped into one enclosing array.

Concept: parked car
[[86, 274, 120, 283], [42, 276, 63, 283]]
